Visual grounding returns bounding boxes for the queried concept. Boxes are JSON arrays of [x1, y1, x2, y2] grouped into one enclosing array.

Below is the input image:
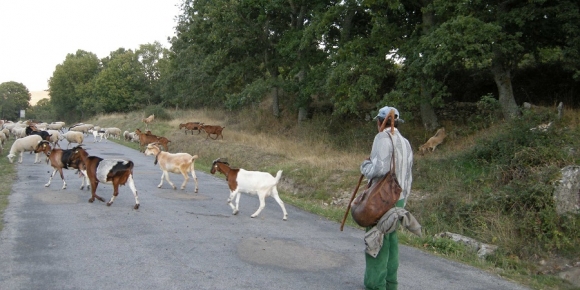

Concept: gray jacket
[[360, 128, 413, 205]]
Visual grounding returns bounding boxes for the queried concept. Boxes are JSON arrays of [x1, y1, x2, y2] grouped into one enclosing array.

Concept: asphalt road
[[0, 137, 529, 290]]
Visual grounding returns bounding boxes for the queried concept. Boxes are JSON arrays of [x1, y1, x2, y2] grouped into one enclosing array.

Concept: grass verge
[[0, 139, 16, 232]]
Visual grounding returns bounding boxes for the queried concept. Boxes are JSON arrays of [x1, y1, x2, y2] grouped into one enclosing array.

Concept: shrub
[[144, 105, 172, 121]]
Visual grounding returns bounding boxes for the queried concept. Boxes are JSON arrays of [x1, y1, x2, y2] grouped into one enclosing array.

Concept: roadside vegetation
[[0, 139, 16, 232], [51, 103, 575, 290]]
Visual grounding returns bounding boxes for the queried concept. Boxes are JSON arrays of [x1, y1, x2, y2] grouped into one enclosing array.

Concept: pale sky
[[0, 0, 181, 94]]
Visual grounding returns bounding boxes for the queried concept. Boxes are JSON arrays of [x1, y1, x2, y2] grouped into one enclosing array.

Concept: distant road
[[0, 138, 529, 290]]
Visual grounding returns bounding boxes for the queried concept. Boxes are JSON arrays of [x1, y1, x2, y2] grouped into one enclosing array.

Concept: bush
[[411, 110, 580, 259], [144, 105, 172, 121]]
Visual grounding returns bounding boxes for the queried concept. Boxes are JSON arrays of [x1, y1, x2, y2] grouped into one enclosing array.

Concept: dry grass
[[92, 109, 366, 179]]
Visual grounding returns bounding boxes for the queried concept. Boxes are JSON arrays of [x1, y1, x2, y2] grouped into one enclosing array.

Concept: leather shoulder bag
[[340, 110, 402, 230], [350, 133, 402, 227]]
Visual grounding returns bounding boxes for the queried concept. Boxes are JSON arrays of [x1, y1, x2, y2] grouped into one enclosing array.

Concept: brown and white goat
[[144, 143, 199, 193], [70, 146, 140, 209], [34, 141, 89, 189], [210, 158, 288, 220]]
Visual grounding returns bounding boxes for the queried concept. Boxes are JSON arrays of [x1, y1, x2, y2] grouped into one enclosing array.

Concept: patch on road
[[238, 237, 349, 270], [155, 192, 211, 200], [34, 191, 80, 204]]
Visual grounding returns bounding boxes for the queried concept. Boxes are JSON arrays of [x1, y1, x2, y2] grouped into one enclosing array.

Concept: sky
[[0, 0, 181, 95]]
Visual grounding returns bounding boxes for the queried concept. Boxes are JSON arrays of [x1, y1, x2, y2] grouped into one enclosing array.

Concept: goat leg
[[227, 191, 239, 215], [127, 175, 140, 210], [45, 169, 57, 187], [271, 188, 288, 221], [250, 195, 266, 218]]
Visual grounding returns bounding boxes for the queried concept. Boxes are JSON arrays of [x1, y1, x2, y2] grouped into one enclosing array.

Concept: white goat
[[12, 127, 27, 139], [89, 128, 107, 142], [210, 158, 288, 220], [105, 127, 121, 140], [7, 135, 43, 163], [46, 130, 61, 147], [60, 131, 84, 148], [47, 123, 64, 132], [143, 143, 199, 193], [123, 131, 140, 143], [1, 128, 10, 139], [70, 125, 90, 135]]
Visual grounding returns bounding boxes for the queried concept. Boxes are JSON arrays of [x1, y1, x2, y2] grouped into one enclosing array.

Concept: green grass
[[0, 139, 17, 232]]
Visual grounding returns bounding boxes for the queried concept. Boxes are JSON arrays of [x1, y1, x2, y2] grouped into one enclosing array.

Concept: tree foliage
[[0, 81, 31, 120], [93, 49, 148, 113], [48, 50, 100, 122], [43, 0, 580, 125]]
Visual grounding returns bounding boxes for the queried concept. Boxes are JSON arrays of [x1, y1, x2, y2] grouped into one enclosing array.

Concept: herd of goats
[[0, 116, 289, 220]]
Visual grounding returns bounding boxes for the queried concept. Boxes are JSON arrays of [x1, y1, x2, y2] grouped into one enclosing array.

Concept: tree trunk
[[491, 50, 520, 119], [298, 107, 307, 122], [272, 86, 280, 118], [419, 3, 439, 131], [420, 81, 439, 131], [295, 69, 307, 123]]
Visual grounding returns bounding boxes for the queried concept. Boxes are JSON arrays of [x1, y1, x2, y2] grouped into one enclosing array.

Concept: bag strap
[[385, 132, 396, 175]]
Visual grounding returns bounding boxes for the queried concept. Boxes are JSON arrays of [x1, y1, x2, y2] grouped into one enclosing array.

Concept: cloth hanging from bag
[[365, 207, 422, 258]]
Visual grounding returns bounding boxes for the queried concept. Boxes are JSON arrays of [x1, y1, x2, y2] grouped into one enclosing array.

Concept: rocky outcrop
[[435, 232, 498, 258], [554, 166, 580, 215]]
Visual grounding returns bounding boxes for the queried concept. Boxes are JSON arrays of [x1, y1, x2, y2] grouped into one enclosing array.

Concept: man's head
[[375, 106, 402, 128]]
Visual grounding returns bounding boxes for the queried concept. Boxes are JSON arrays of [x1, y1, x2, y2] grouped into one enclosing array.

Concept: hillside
[[83, 105, 580, 290]]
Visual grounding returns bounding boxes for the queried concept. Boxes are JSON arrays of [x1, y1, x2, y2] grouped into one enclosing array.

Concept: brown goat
[[142, 114, 155, 128], [156, 136, 171, 151], [419, 127, 446, 155], [34, 141, 89, 190], [179, 122, 204, 135], [70, 146, 140, 209], [200, 124, 225, 140], [135, 128, 160, 152]]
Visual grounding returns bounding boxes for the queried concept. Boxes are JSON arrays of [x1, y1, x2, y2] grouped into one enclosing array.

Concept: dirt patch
[[34, 191, 79, 204], [237, 236, 349, 270], [536, 256, 580, 288]]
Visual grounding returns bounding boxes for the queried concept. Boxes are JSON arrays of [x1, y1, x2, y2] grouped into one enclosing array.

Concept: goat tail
[[274, 170, 283, 184], [434, 127, 445, 137]]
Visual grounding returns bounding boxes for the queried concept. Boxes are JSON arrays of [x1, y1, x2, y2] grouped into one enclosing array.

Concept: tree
[[309, 0, 402, 117], [93, 49, 148, 112], [421, 0, 580, 119], [27, 98, 55, 121], [137, 42, 168, 106], [48, 50, 100, 123], [0, 81, 31, 120]]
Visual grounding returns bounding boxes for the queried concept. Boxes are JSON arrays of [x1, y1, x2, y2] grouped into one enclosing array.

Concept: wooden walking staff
[[340, 174, 364, 231], [340, 109, 396, 231]]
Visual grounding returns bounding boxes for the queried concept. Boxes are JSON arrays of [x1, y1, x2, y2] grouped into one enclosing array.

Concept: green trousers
[[364, 199, 405, 290]]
